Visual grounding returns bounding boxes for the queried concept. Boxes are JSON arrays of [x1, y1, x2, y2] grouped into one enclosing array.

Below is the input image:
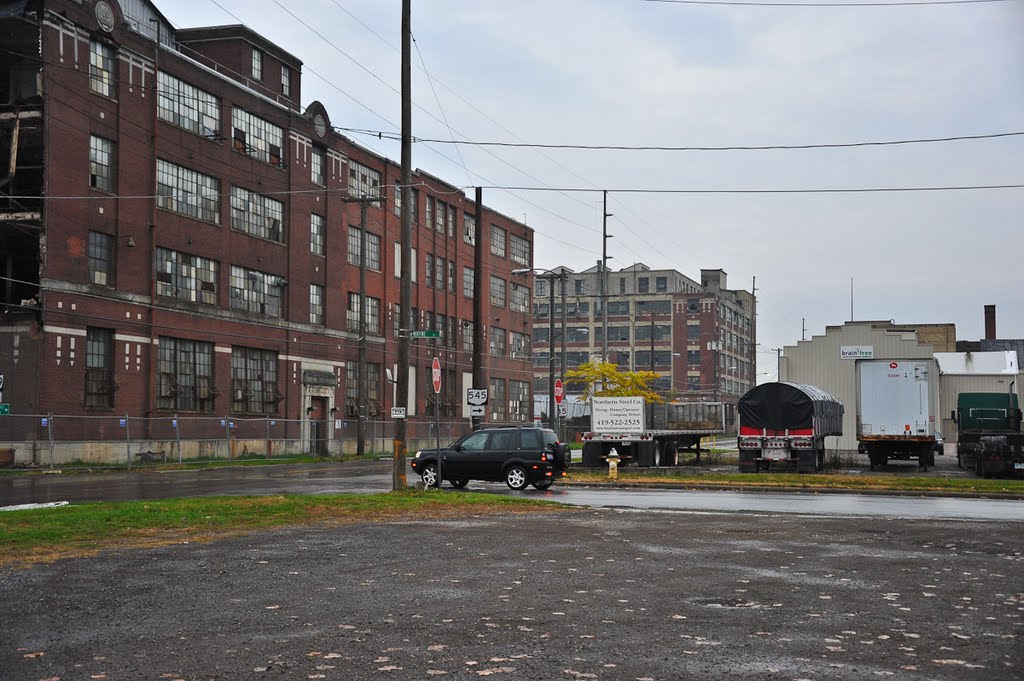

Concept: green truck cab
[[954, 391, 1024, 478]]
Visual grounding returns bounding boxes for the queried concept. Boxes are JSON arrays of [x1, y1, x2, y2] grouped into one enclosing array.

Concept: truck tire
[[582, 442, 603, 467], [738, 450, 756, 474], [659, 442, 678, 467], [636, 441, 657, 467]]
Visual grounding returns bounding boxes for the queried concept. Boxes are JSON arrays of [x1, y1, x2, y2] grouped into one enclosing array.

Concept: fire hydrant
[[607, 447, 620, 479]]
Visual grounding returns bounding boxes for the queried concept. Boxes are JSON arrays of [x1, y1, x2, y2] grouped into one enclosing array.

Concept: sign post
[[432, 357, 442, 488]]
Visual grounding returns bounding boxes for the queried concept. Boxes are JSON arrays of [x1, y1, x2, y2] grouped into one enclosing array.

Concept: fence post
[[224, 416, 231, 461], [125, 413, 133, 469], [174, 414, 182, 464], [46, 412, 54, 470]]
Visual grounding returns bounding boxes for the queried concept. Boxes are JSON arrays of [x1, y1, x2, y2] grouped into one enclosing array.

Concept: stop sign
[[431, 357, 442, 394], [554, 378, 564, 404]]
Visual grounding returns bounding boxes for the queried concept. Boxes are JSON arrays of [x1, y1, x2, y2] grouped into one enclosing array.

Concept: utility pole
[[649, 310, 655, 427], [472, 188, 484, 430], [342, 197, 375, 458], [547, 273, 556, 431], [394, 0, 411, 490], [601, 190, 611, 366], [559, 271, 567, 441]]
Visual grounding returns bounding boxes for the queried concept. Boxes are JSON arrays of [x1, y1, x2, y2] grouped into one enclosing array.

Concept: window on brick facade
[[462, 320, 474, 353], [393, 243, 417, 281], [687, 324, 700, 341], [447, 261, 455, 293], [489, 326, 506, 357], [232, 108, 283, 166], [434, 199, 446, 233], [509, 283, 530, 313], [424, 254, 434, 288], [157, 71, 220, 137], [156, 159, 220, 223], [510, 233, 530, 266], [508, 380, 530, 422], [347, 160, 381, 201], [688, 350, 701, 366], [489, 275, 506, 308], [310, 214, 325, 256], [435, 257, 444, 291], [346, 227, 380, 270], [231, 186, 284, 242], [231, 346, 282, 415], [281, 65, 290, 96], [489, 378, 506, 421], [463, 266, 474, 299], [345, 363, 382, 417], [447, 205, 456, 238], [156, 248, 218, 305], [158, 337, 216, 413], [464, 212, 476, 245], [311, 149, 324, 186], [656, 276, 668, 293], [251, 48, 263, 81], [347, 292, 381, 335], [89, 40, 114, 96], [229, 265, 284, 317], [509, 331, 530, 359], [607, 300, 629, 316], [309, 284, 324, 325], [85, 327, 115, 409], [638, 277, 649, 294], [89, 135, 114, 191], [490, 224, 506, 257], [88, 231, 113, 287]]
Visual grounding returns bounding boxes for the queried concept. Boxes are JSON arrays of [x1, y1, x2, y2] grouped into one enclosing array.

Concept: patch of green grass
[[568, 469, 1024, 495], [0, 491, 566, 568]]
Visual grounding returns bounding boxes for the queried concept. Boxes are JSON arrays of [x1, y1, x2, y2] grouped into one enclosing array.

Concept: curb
[[558, 479, 1024, 500]]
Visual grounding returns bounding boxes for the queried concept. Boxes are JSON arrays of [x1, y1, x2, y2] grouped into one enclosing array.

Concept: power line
[[473, 183, 1024, 194], [643, 0, 1011, 6], [342, 129, 1024, 152]]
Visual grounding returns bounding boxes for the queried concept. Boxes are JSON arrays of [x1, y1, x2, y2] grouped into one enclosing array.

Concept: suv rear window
[[541, 430, 558, 448], [521, 429, 542, 449]]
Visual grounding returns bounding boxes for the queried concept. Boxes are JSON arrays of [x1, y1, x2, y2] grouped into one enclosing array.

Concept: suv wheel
[[420, 463, 438, 487], [532, 480, 553, 490], [450, 478, 469, 489], [505, 465, 528, 490]]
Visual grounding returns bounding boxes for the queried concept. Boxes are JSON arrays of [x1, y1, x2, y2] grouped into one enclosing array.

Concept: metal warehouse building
[[780, 321, 953, 451]]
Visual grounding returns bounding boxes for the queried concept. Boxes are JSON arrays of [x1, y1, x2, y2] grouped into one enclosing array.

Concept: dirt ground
[[2, 507, 1021, 680]]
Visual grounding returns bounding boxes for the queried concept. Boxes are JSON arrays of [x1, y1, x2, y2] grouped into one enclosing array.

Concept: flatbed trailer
[[582, 400, 725, 467]]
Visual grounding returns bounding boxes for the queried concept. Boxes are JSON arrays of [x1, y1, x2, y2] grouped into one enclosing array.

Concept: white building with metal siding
[[935, 352, 1021, 445], [781, 322, 938, 451]]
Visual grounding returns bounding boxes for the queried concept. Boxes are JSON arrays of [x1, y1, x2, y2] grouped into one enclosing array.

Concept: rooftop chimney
[[984, 304, 996, 340]]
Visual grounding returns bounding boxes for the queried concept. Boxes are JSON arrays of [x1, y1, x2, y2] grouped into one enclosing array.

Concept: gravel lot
[[2, 508, 1021, 680]]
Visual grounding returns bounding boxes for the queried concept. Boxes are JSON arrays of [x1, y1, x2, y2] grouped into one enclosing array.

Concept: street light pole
[[559, 271, 567, 441], [649, 310, 655, 427], [548, 272, 556, 430]]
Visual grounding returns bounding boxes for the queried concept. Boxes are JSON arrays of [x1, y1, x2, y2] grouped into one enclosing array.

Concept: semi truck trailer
[[856, 358, 938, 471], [737, 382, 844, 473]]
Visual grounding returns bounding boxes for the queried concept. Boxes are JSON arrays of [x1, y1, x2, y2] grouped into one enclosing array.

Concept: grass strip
[[567, 470, 1024, 494], [0, 491, 566, 569]]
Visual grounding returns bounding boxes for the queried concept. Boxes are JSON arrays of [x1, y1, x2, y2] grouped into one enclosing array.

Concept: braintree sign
[[841, 345, 874, 360]]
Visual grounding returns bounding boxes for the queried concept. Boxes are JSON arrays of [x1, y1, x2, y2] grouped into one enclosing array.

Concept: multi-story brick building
[[0, 0, 533, 460], [532, 264, 756, 428]]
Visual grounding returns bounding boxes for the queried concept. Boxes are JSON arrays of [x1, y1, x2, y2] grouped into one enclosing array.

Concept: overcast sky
[[164, 0, 1023, 377]]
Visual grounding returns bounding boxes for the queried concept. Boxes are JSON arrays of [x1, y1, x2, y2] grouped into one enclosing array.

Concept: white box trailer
[[856, 358, 937, 470]]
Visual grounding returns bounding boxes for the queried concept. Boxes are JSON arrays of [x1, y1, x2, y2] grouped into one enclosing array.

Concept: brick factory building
[[0, 0, 533, 461]]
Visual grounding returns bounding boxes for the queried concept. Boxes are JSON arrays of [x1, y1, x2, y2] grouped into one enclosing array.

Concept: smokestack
[[984, 304, 996, 340]]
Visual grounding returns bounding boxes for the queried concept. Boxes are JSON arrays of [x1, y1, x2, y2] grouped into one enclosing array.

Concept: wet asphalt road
[[3, 508, 1022, 680], [4, 460, 1024, 522]]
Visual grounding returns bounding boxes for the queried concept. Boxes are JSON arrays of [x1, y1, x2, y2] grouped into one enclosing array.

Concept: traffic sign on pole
[[431, 357, 442, 394], [554, 379, 564, 405]]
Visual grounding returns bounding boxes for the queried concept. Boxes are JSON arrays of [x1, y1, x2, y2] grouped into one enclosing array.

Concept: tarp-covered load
[[738, 382, 844, 435]]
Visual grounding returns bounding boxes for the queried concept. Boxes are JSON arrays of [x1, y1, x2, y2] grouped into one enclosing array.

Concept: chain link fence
[[0, 413, 474, 469]]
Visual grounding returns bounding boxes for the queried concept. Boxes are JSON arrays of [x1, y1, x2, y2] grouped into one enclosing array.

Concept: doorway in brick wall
[[309, 396, 329, 457]]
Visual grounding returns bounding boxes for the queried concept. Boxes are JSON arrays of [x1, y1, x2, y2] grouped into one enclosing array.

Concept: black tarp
[[738, 382, 841, 430]]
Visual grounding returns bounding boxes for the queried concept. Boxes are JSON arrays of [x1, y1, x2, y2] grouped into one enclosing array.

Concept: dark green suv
[[411, 427, 571, 490]]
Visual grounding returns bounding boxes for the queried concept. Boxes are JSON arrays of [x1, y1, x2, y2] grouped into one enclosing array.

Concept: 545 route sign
[[467, 388, 488, 406]]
